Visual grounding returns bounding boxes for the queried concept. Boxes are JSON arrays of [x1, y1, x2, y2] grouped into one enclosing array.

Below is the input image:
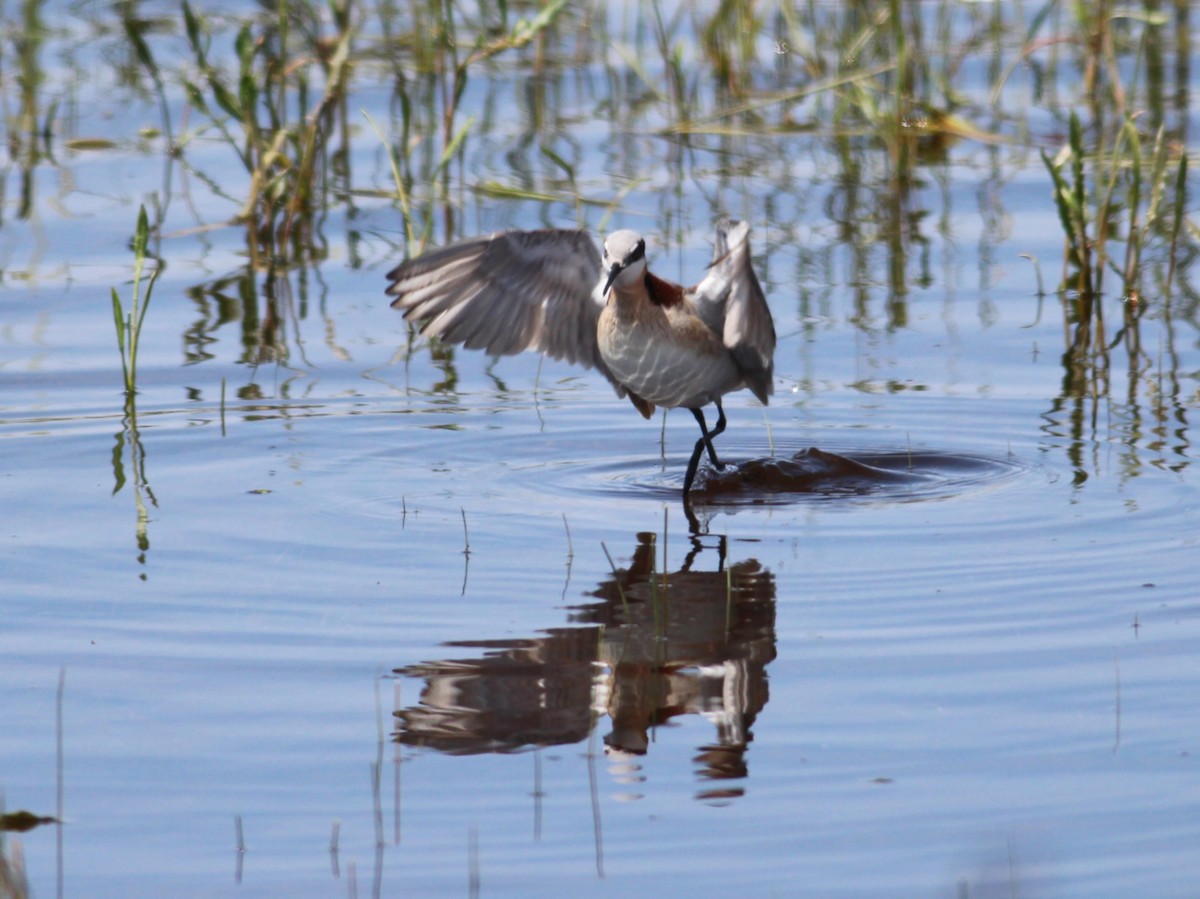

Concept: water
[[3, 2, 1200, 897]]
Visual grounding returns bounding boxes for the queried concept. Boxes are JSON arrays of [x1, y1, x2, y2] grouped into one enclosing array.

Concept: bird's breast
[[597, 300, 739, 410]]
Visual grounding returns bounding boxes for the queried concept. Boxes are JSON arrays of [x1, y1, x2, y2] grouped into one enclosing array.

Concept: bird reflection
[[394, 532, 776, 799], [393, 627, 599, 754]]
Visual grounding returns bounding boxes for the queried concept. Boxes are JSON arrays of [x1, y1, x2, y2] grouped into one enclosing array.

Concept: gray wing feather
[[387, 229, 609, 374], [692, 220, 776, 404]]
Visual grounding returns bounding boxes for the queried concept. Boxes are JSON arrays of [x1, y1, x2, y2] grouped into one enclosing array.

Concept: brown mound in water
[[696, 447, 939, 497]]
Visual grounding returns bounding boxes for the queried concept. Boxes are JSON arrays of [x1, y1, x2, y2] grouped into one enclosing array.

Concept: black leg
[[690, 403, 727, 469], [709, 401, 727, 449], [683, 436, 705, 497], [684, 402, 727, 498]]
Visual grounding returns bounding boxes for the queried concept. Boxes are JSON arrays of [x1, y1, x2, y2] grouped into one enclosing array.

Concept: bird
[[386, 220, 776, 501]]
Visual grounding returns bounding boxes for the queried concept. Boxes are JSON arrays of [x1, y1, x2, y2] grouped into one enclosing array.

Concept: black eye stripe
[[628, 239, 645, 264]]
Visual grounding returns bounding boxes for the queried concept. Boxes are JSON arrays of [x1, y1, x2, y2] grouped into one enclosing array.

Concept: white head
[[601, 230, 648, 295]]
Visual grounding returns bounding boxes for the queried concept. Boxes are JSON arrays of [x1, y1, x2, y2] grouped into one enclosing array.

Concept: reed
[[1043, 112, 1184, 299], [179, 0, 356, 267], [1041, 111, 1096, 300], [1039, 11, 1191, 390], [376, 0, 571, 252]]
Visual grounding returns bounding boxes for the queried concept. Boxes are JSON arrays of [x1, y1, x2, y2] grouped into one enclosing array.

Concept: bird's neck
[[644, 271, 684, 308], [608, 272, 683, 318], [607, 281, 648, 318]]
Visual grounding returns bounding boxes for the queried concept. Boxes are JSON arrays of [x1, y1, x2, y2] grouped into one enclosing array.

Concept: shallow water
[[4, 2, 1200, 897]]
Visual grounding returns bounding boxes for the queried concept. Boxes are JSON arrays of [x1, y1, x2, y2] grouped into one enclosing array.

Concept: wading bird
[[386, 220, 776, 501]]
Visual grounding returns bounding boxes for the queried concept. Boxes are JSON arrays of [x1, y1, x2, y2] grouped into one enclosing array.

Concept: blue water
[[3, 2, 1200, 897]]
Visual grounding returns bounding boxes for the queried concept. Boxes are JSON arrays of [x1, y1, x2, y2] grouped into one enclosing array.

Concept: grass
[[1036, 1, 1192, 396], [1042, 111, 1187, 307], [35, 0, 1182, 506], [111, 205, 159, 397], [374, 0, 573, 253], [4, 0, 1196, 420], [178, 0, 356, 268], [24, 0, 1187, 276]]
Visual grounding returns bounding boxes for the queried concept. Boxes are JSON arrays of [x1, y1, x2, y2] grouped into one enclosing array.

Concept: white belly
[[600, 318, 740, 410]]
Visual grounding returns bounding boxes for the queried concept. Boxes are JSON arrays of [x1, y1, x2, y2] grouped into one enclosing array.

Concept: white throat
[[610, 258, 647, 291]]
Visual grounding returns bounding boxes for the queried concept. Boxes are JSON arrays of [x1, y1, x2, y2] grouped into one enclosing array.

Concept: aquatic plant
[[376, 0, 572, 252], [1042, 111, 1186, 304], [6, 0, 1194, 421], [111, 205, 159, 397], [1037, 0, 1191, 403], [110, 205, 159, 566], [180, 0, 356, 267]]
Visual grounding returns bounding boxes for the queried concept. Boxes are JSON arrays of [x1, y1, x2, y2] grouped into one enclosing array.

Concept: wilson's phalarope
[[387, 220, 776, 500]]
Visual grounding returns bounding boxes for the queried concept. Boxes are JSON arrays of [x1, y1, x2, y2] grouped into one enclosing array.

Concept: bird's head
[[601, 230, 647, 296]]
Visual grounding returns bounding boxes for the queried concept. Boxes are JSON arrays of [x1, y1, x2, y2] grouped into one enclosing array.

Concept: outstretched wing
[[387, 229, 607, 373], [691, 220, 776, 405]]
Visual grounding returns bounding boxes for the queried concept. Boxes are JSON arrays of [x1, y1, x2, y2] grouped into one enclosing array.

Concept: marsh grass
[[1036, 1, 1192, 398], [374, 0, 572, 253], [4, 0, 1197, 431], [179, 0, 355, 268], [1042, 113, 1186, 306], [37, 0, 1191, 282]]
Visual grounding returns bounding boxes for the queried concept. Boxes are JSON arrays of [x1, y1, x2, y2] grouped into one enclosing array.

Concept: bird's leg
[[710, 401, 728, 451], [690, 403, 727, 469], [683, 402, 728, 499], [683, 437, 706, 497]]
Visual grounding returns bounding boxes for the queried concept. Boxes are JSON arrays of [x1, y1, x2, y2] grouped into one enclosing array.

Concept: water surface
[[3, 2, 1199, 897]]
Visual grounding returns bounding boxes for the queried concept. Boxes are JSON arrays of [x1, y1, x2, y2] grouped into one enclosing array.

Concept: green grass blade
[[131, 206, 149, 309], [539, 145, 575, 182], [133, 205, 150, 261], [136, 267, 159, 336], [182, 1, 205, 58], [363, 109, 415, 248], [111, 287, 130, 393], [1040, 148, 1077, 256], [1144, 124, 1168, 239], [1024, 0, 1057, 45], [211, 76, 243, 122], [123, 14, 159, 80], [434, 116, 475, 177], [1068, 112, 1086, 227], [111, 287, 127, 357], [183, 80, 210, 115], [1125, 118, 1142, 216]]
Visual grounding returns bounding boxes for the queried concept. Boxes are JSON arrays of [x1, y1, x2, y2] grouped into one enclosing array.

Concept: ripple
[[321, 411, 1030, 522]]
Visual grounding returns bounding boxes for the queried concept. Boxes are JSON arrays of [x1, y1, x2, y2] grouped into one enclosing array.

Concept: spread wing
[[691, 220, 776, 405], [386, 229, 609, 374]]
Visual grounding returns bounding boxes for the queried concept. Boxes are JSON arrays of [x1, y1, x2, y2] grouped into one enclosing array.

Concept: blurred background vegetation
[[2, 0, 1196, 400]]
